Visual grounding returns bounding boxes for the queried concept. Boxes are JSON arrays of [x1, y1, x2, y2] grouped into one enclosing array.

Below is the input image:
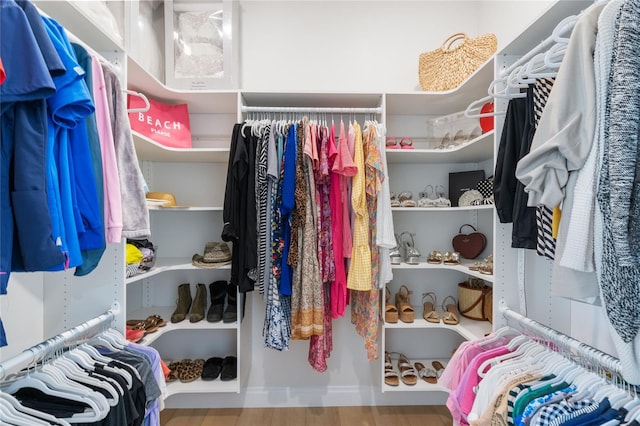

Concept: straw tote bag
[[418, 32, 497, 92]]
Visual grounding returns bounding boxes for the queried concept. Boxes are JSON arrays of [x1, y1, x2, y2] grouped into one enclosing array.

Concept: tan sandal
[[432, 360, 446, 379], [396, 353, 418, 386], [384, 352, 399, 386], [384, 287, 398, 324], [395, 285, 414, 323], [414, 362, 438, 384], [426, 250, 442, 264], [442, 296, 460, 325], [422, 292, 440, 323]]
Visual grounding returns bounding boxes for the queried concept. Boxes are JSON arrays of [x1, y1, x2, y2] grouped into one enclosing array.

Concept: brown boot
[[171, 283, 192, 323], [189, 283, 207, 323]]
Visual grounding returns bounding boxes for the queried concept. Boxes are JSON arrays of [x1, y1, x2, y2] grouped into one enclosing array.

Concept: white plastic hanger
[[0, 398, 51, 426], [52, 358, 119, 406], [0, 393, 70, 426]]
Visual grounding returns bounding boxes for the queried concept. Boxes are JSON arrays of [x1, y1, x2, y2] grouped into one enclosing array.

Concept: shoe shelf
[[166, 377, 239, 396], [381, 358, 451, 393], [126, 258, 231, 285], [391, 261, 494, 283], [391, 205, 493, 212], [132, 131, 231, 163], [384, 316, 491, 341], [385, 131, 494, 164], [128, 306, 237, 346]]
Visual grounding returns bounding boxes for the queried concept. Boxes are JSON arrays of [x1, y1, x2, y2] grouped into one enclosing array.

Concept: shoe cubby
[[382, 62, 495, 393]]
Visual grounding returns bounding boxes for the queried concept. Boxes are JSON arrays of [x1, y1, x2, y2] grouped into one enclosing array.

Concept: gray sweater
[[597, 0, 640, 345]]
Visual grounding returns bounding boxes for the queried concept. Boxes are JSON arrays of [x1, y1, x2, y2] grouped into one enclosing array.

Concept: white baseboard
[[163, 385, 448, 409]]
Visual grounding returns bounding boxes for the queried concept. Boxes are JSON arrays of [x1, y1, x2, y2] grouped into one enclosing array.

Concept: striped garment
[[254, 122, 269, 295]]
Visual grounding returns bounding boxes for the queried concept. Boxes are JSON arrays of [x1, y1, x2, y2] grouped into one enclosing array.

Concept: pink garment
[[329, 124, 347, 318], [333, 121, 357, 259], [446, 345, 511, 426], [91, 55, 122, 243], [440, 337, 511, 391]]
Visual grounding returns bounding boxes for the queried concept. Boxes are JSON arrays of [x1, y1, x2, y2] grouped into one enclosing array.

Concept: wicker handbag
[[458, 278, 491, 321], [418, 32, 497, 92]]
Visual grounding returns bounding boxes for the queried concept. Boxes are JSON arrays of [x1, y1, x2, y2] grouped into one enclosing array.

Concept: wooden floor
[[160, 405, 452, 426]]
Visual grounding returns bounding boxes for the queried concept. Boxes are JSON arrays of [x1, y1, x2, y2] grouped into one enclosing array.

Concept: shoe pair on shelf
[[390, 191, 417, 207], [384, 351, 446, 386], [390, 232, 421, 265], [126, 314, 167, 338], [469, 254, 493, 275], [426, 250, 460, 265], [385, 285, 415, 324], [421, 293, 459, 325], [171, 281, 237, 324], [167, 356, 237, 382], [417, 185, 451, 208]]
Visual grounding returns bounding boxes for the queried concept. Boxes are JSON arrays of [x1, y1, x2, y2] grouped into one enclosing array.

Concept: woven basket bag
[[419, 32, 497, 92]]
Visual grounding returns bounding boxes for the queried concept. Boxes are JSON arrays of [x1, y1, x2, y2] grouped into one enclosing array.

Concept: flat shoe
[[220, 356, 237, 381], [422, 292, 440, 323], [201, 357, 224, 381], [396, 353, 418, 386], [442, 296, 460, 325], [414, 362, 437, 384]]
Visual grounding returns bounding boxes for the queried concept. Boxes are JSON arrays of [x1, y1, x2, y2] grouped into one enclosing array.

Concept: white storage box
[[164, 0, 239, 90]]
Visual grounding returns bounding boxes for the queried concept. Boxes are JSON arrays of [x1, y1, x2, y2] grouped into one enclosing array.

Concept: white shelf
[[241, 91, 382, 109], [385, 131, 494, 164], [392, 205, 493, 212], [126, 258, 231, 285], [132, 132, 230, 163], [127, 57, 238, 114], [384, 316, 491, 341], [128, 306, 237, 346], [391, 260, 494, 283], [385, 59, 494, 116], [34, 1, 123, 52], [382, 358, 450, 393], [166, 378, 239, 396]]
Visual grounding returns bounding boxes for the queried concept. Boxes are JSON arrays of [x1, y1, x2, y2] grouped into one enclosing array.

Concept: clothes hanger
[[0, 398, 52, 426], [50, 358, 119, 406], [0, 393, 70, 426]]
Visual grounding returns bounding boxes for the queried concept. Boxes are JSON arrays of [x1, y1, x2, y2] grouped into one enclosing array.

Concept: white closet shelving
[[382, 58, 495, 392]]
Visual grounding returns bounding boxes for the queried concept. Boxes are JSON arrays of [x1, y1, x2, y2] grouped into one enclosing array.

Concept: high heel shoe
[[385, 287, 399, 323], [390, 233, 402, 265], [395, 285, 415, 323], [401, 232, 421, 265]]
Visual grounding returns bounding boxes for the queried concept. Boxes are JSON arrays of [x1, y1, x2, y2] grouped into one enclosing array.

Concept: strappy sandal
[[426, 250, 443, 264], [432, 185, 452, 207], [384, 352, 400, 387], [480, 254, 494, 275], [443, 251, 460, 265], [401, 232, 421, 264], [395, 285, 414, 323], [414, 362, 438, 384], [417, 185, 435, 208], [389, 234, 402, 265], [442, 296, 460, 325], [432, 360, 446, 379], [390, 192, 401, 207], [398, 191, 416, 208], [126, 315, 167, 334], [396, 353, 418, 386], [422, 292, 440, 323], [385, 287, 399, 324]]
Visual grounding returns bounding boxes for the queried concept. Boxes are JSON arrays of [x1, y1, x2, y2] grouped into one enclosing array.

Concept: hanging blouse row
[[222, 116, 395, 370], [495, 1, 640, 384], [442, 328, 640, 426], [0, 0, 149, 347]]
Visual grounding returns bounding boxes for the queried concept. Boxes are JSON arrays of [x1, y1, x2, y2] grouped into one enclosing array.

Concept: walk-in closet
[[1, 1, 637, 425]]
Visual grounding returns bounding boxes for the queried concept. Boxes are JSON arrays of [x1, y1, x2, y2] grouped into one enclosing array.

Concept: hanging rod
[[241, 106, 382, 114], [0, 302, 120, 380], [499, 301, 623, 378]]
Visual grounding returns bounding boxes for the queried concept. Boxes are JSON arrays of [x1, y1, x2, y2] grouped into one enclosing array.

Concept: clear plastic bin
[[426, 110, 483, 149]]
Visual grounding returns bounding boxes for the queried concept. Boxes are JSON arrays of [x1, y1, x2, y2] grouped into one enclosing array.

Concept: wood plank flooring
[[160, 405, 452, 426]]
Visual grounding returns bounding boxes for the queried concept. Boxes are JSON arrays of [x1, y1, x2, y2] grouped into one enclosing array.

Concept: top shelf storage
[[127, 57, 238, 114], [385, 59, 494, 116], [241, 92, 383, 110], [34, 0, 123, 53]]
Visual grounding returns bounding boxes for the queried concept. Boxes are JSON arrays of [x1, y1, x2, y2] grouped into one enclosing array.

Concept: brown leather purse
[[452, 224, 487, 259]]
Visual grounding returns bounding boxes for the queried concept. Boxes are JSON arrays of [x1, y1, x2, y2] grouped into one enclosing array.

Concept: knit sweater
[[562, 0, 624, 273], [597, 0, 640, 346]]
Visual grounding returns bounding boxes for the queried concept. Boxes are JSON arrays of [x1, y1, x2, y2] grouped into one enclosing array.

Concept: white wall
[[478, 1, 555, 50]]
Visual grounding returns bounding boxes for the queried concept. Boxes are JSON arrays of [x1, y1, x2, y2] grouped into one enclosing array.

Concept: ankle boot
[[189, 283, 207, 323], [223, 283, 238, 323], [171, 283, 192, 323], [207, 280, 227, 323]]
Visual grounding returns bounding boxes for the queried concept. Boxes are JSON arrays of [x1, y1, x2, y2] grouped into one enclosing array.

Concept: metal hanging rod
[[241, 106, 382, 114], [499, 301, 623, 378], [0, 303, 120, 380]]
